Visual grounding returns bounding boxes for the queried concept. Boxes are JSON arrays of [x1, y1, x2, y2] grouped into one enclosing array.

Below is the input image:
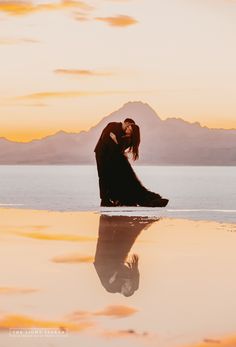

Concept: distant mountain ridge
[[0, 101, 236, 165]]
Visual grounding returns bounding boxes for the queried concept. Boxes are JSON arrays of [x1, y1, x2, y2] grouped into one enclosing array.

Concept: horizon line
[[1, 118, 236, 144]]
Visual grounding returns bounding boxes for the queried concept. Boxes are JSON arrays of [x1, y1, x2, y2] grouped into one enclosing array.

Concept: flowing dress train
[[106, 138, 162, 206]]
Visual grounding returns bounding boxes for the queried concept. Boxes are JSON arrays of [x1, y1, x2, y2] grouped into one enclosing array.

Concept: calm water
[[1, 211, 236, 347], [0, 165, 235, 222]]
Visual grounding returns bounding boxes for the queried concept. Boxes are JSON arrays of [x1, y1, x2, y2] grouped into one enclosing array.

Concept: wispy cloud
[[52, 253, 94, 263], [0, 313, 93, 331], [67, 305, 138, 320], [54, 68, 113, 77], [106, 0, 134, 2], [0, 1, 35, 16], [19, 102, 48, 107], [95, 14, 138, 27], [0, 37, 40, 44], [73, 10, 90, 21], [181, 335, 236, 347], [94, 305, 138, 318], [15, 89, 150, 101], [13, 230, 96, 242], [0, 287, 38, 295], [17, 91, 91, 100], [0, 0, 93, 16], [0, 101, 48, 107], [100, 328, 149, 339]]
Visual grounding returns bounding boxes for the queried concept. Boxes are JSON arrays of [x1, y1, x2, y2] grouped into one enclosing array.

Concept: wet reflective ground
[[0, 208, 236, 347]]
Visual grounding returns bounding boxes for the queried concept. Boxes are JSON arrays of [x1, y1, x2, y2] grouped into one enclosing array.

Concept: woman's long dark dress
[[107, 136, 161, 206]]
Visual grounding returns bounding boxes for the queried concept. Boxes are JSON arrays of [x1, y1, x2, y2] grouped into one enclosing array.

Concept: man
[[94, 118, 135, 206]]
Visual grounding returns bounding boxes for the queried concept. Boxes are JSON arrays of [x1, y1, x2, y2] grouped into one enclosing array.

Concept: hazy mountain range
[[1, 101, 236, 165]]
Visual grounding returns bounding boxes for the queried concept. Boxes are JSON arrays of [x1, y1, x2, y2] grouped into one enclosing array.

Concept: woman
[[94, 215, 159, 296], [107, 123, 169, 207]]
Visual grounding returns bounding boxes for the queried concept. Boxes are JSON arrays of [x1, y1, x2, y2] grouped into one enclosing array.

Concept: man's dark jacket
[[94, 122, 125, 201], [94, 122, 125, 158]]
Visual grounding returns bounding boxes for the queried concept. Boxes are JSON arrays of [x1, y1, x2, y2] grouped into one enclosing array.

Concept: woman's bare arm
[[110, 132, 118, 144]]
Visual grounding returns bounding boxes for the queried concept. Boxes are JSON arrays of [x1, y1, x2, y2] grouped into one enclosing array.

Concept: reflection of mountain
[[94, 215, 159, 296], [1, 101, 236, 165]]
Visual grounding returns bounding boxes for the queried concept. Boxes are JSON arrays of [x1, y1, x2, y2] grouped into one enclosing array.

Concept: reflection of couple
[[94, 118, 169, 207], [94, 214, 159, 296]]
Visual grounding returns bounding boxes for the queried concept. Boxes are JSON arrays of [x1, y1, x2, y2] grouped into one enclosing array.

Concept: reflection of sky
[[34, 0, 60, 3], [0, 208, 236, 346]]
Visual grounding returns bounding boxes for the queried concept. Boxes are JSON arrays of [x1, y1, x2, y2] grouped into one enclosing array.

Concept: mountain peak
[[123, 101, 149, 108], [121, 101, 161, 120], [104, 101, 161, 127], [0, 101, 235, 165], [93, 101, 161, 131]]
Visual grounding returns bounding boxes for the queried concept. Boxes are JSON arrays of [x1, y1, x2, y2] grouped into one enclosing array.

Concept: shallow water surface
[[0, 208, 236, 347], [0, 165, 235, 222]]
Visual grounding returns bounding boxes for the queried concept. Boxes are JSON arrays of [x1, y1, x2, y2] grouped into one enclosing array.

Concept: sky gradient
[[0, 0, 236, 142]]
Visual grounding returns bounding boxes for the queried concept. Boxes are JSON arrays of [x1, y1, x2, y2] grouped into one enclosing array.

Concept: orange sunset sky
[[0, 0, 235, 142]]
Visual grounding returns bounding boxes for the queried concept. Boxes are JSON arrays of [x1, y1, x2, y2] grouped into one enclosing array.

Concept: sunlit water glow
[[0, 209, 236, 347]]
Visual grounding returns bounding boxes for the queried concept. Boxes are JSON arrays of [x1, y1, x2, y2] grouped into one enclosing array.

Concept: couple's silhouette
[[94, 118, 169, 207], [94, 214, 159, 296]]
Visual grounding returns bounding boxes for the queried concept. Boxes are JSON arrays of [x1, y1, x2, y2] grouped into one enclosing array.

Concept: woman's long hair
[[129, 124, 140, 161]]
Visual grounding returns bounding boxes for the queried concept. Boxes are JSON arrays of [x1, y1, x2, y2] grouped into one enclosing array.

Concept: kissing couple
[[94, 118, 169, 207]]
